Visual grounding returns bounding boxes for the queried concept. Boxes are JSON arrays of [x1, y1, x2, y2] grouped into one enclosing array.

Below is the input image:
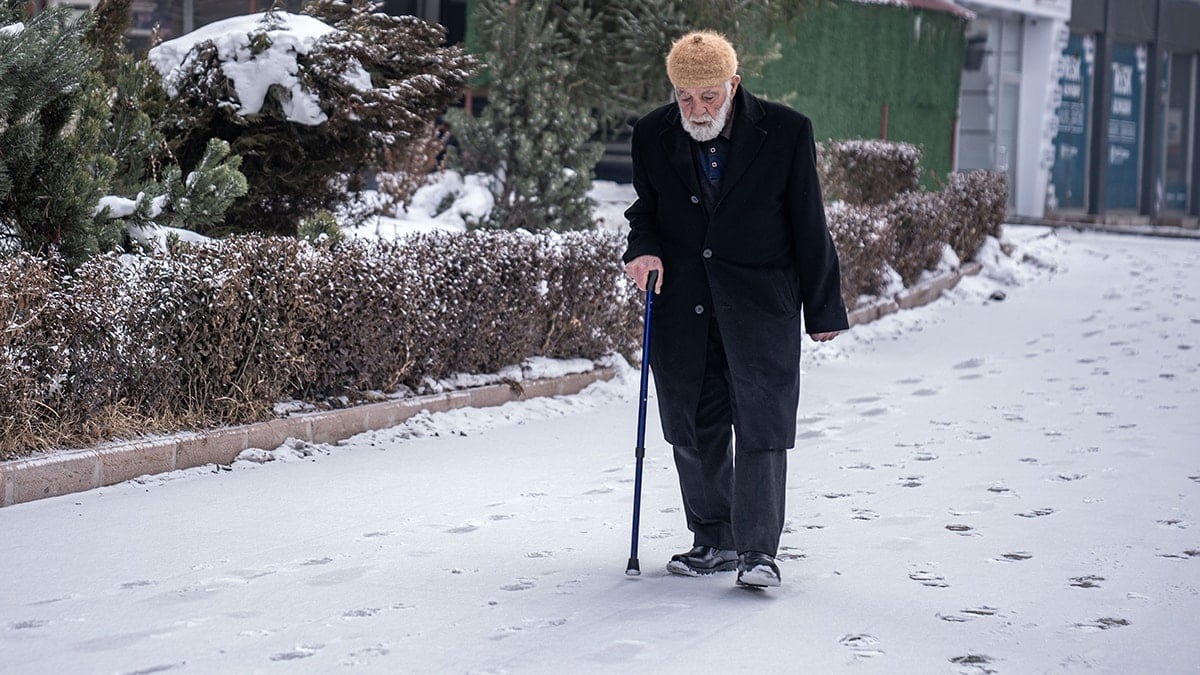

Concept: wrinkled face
[[675, 76, 739, 142]]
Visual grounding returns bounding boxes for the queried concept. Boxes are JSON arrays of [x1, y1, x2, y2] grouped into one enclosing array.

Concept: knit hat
[[666, 31, 738, 89]]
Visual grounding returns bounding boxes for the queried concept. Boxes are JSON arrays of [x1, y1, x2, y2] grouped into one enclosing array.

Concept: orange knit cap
[[666, 31, 739, 89]]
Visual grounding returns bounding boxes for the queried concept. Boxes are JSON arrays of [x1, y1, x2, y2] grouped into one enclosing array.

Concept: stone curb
[[0, 369, 613, 508], [847, 261, 982, 327], [0, 261, 984, 509]]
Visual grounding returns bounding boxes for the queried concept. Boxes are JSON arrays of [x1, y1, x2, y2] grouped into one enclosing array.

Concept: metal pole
[[182, 0, 194, 34]]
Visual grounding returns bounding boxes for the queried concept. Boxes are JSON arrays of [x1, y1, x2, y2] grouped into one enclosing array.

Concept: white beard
[[681, 95, 732, 142]]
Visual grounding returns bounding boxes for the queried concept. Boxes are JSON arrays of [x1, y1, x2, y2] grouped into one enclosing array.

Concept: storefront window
[[1049, 33, 1092, 211], [1104, 42, 1145, 211], [1164, 53, 1195, 213]]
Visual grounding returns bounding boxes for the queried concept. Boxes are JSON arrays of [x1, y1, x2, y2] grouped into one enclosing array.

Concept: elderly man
[[622, 31, 848, 588]]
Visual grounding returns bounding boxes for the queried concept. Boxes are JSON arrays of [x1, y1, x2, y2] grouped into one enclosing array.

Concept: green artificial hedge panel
[[742, 0, 967, 188]]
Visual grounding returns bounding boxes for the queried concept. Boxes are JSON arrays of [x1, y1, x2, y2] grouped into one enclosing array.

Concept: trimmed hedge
[[943, 170, 1008, 262], [819, 139, 922, 206], [883, 190, 952, 286], [0, 231, 639, 459], [0, 151, 1009, 459], [826, 202, 893, 307]]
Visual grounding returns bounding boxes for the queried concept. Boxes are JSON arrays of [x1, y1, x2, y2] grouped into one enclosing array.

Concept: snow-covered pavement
[[2, 227, 1198, 674]]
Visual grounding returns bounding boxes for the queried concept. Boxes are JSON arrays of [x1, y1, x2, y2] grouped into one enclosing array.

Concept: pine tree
[[451, 0, 602, 232], [539, 0, 820, 135], [88, 33, 248, 238], [0, 2, 107, 260], [152, 0, 478, 236]]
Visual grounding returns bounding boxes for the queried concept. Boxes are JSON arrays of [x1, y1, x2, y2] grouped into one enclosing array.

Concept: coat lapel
[[716, 87, 767, 208], [660, 106, 703, 200]]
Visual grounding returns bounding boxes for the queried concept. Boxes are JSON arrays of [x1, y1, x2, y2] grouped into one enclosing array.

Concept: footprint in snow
[[501, 578, 536, 591], [949, 653, 996, 672], [945, 524, 978, 536], [7, 619, 50, 630], [939, 606, 999, 622], [1156, 519, 1187, 529], [839, 633, 884, 659], [909, 569, 949, 588], [1071, 617, 1130, 632], [1016, 507, 1056, 518], [1070, 575, 1105, 589], [777, 546, 806, 561], [992, 551, 1033, 563], [270, 644, 322, 661], [898, 476, 924, 488]]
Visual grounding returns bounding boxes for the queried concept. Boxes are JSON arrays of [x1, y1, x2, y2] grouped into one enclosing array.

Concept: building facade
[[1048, 0, 1200, 225], [954, 0, 1073, 219], [38, 1, 467, 52]]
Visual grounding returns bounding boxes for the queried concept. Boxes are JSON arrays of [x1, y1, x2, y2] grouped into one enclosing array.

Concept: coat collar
[[660, 86, 768, 211]]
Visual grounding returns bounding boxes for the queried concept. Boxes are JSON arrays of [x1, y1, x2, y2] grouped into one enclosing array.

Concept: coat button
[[702, 249, 712, 259], [690, 195, 700, 204], [694, 305, 705, 314]]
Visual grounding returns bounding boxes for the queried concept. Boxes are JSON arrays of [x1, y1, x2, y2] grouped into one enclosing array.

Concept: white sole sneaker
[[736, 565, 781, 587]]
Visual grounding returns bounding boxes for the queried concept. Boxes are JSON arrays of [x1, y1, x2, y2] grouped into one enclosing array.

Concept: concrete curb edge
[[1, 369, 613, 508], [847, 261, 982, 327]]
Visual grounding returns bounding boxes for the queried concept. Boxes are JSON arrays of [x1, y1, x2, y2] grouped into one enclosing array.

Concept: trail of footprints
[[822, 372, 1150, 671]]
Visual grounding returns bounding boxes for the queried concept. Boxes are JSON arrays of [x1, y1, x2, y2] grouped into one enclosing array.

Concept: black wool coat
[[622, 86, 849, 450]]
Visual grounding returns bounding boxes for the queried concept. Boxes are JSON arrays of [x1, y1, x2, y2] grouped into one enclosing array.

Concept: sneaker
[[666, 546, 738, 576], [736, 552, 781, 587]]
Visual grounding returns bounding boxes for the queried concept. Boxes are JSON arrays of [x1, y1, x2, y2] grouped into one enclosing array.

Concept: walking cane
[[626, 269, 658, 576]]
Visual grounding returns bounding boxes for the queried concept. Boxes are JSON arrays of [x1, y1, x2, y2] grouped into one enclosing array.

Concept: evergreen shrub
[[819, 139, 922, 206]]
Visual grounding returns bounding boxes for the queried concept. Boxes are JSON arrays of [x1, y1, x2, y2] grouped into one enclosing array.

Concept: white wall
[[1016, 17, 1071, 218]]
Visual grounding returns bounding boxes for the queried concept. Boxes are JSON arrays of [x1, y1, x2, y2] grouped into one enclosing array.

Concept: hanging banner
[[1049, 33, 1091, 211], [1105, 42, 1145, 211]]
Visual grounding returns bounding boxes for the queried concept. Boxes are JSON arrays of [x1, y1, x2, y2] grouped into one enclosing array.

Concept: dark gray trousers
[[673, 320, 788, 556]]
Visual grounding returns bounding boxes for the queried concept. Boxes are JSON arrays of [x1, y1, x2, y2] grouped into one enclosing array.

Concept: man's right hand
[[625, 255, 664, 293]]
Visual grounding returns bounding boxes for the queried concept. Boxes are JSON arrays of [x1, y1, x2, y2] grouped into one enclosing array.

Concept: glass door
[[1164, 53, 1196, 213]]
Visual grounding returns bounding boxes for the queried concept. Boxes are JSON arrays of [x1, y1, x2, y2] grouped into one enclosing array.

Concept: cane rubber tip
[[626, 558, 641, 576], [626, 568, 641, 576]]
